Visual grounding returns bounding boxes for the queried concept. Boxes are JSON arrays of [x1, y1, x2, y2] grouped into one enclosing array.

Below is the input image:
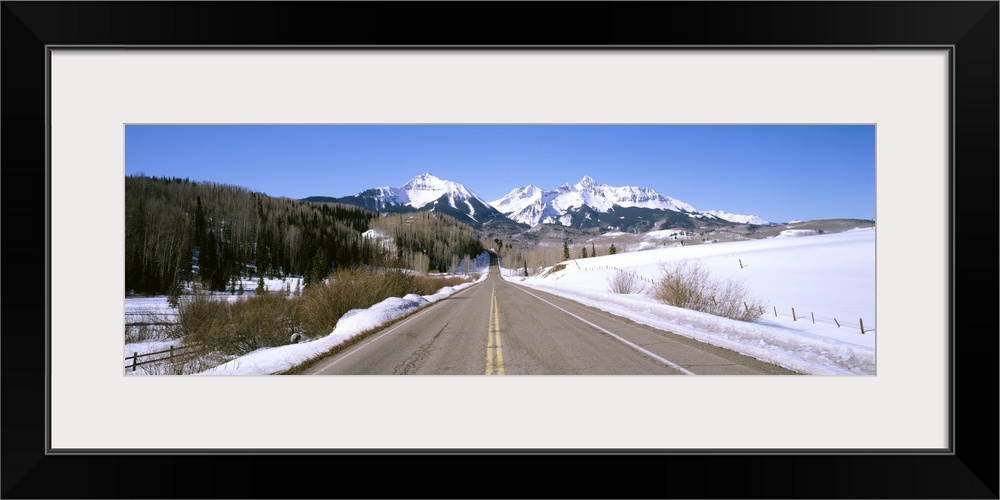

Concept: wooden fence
[[125, 343, 205, 372]]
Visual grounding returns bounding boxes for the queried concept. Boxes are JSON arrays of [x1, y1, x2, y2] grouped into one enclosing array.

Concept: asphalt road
[[303, 256, 798, 375]]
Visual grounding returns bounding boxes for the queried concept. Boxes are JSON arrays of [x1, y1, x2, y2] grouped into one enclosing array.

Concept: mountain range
[[302, 173, 513, 230], [492, 175, 704, 226], [303, 173, 770, 233]]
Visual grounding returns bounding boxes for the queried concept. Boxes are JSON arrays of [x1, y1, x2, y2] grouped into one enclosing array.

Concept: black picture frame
[[3, 2, 997, 498]]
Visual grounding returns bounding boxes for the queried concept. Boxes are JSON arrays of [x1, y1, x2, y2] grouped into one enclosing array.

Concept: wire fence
[[570, 264, 875, 334], [764, 306, 874, 334]]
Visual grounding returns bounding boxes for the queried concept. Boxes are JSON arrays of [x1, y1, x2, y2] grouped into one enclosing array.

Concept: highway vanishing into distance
[[304, 253, 797, 376]]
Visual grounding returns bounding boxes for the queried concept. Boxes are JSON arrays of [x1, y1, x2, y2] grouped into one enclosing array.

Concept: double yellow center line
[[485, 283, 505, 375]]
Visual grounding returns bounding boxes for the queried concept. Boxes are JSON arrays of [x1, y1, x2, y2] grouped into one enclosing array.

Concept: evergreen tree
[[194, 196, 206, 247], [306, 249, 328, 286], [609, 244, 617, 255], [581, 247, 588, 259], [563, 240, 570, 260], [591, 243, 596, 257], [201, 230, 226, 291]]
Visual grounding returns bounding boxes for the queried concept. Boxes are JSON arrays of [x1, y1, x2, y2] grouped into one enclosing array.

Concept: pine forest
[[124, 175, 484, 295]]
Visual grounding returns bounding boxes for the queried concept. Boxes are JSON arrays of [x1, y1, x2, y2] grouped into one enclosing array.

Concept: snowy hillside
[[503, 227, 876, 375]]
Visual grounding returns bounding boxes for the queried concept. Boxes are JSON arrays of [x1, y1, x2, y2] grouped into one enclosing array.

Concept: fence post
[[859, 318, 865, 334], [739, 258, 744, 269], [811, 312, 815, 324], [792, 308, 797, 321], [170, 345, 175, 363], [132, 352, 137, 372], [834, 318, 840, 328], [743, 302, 750, 314], [773, 306, 777, 317]]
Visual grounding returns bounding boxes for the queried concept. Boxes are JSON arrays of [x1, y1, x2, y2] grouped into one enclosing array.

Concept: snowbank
[[195, 270, 489, 376]]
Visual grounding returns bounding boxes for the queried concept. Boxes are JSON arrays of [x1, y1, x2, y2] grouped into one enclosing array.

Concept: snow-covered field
[[502, 227, 876, 375]]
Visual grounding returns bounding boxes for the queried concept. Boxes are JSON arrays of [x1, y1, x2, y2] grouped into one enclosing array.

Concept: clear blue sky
[[125, 124, 875, 223]]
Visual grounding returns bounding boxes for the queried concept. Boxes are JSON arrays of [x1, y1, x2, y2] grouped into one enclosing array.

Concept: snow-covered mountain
[[309, 173, 769, 231], [698, 210, 769, 226], [362, 172, 480, 210], [323, 173, 508, 228], [491, 176, 768, 227]]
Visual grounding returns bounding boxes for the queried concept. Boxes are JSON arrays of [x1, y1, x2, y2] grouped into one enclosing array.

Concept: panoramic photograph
[[124, 124, 876, 376]]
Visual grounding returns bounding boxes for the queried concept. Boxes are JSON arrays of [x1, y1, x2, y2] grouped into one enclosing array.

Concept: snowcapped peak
[[512, 184, 542, 198], [364, 173, 499, 219], [341, 173, 504, 226], [404, 172, 445, 189], [575, 175, 598, 189]]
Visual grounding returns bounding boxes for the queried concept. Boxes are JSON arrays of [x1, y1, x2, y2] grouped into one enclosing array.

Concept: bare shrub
[[298, 267, 392, 337], [174, 268, 477, 357], [653, 260, 765, 322], [411, 273, 470, 293], [296, 282, 341, 339], [298, 268, 473, 338], [607, 269, 642, 294], [225, 293, 300, 354], [178, 292, 298, 355], [653, 260, 712, 311], [540, 263, 567, 278], [176, 293, 231, 347]]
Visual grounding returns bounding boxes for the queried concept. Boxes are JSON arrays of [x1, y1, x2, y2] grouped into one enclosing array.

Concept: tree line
[[368, 211, 484, 274], [489, 237, 620, 277], [125, 176, 484, 295]]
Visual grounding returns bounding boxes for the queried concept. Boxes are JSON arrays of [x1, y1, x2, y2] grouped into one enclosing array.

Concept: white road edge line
[[512, 285, 696, 376], [308, 277, 483, 374]]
